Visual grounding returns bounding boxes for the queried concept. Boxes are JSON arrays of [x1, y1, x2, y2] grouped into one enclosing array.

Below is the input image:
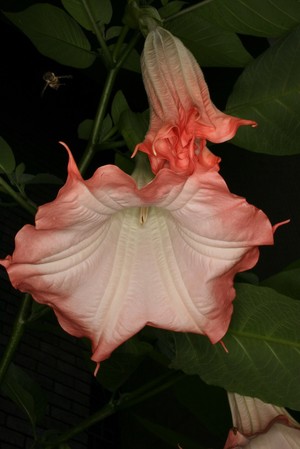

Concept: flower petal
[[140, 163, 274, 343], [1, 151, 273, 364], [224, 393, 300, 449], [136, 27, 256, 174]]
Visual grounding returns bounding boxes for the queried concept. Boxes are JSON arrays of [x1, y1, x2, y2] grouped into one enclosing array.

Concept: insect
[[41, 72, 72, 96]]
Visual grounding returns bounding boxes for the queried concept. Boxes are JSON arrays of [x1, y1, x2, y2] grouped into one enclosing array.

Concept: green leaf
[[165, 7, 252, 67], [173, 376, 230, 440], [99, 114, 113, 141], [78, 118, 93, 140], [23, 173, 63, 185], [197, 0, 300, 38], [226, 25, 300, 155], [118, 108, 149, 152], [36, 429, 72, 448], [111, 90, 130, 125], [158, 284, 300, 410], [137, 416, 203, 449], [78, 115, 112, 142], [62, 0, 112, 31], [159, 1, 186, 19], [0, 136, 16, 173], [5, 5, 96, 68], [14, 162, 26, 182], [261, 260, 300, 300], [98, 338, 153, 391], [28, 302, 51, 322], [115, 152, 135, 174], [109, 44, 141, 72], [1, 363, 47, 431], [106, 26, 122, 40]]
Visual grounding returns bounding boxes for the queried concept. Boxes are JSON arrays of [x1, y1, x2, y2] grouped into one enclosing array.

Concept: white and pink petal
[[1, 150, 274, 366], [224, 393, 300, 449]]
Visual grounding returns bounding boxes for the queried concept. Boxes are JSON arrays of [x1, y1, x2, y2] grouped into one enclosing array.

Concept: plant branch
[[81, 0, 113, 68], [0, 293, 32, 385], [95, 140, 126, 151], [112, 24, 129, 62], [45, 370, 184, 447], [78, 68, 118, 175], [116, 30, 140, 70], [163, 0, 213, 22], [78, 31, 141, 175], [0, 176, 37, 216]]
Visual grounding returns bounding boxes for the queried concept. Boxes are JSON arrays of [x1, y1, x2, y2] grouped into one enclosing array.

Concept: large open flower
[[0, 27, 275, 368], [134, 27, 257, 175], [0, 146, 274, 366], [224, 392, 300, 449]]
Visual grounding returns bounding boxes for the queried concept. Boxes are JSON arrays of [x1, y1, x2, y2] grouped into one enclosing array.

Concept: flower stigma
[[139, 206, 149, 225]]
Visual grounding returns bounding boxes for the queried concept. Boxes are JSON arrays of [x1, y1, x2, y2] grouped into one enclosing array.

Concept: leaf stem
[[81, 0, 113, 68], [164, 0, 212, 22], [0, 293, 32, 385], [112, 24, 129, 62], [78, 31, 141, 175], [115, 30, 140, 70], [45, 370, 183, 447], [96, 140, 126, 151], [78, 68, 118, 175], [0, 176, 37, 216]]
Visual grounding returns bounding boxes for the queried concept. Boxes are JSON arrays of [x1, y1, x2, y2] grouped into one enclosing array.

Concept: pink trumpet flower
[[134, 27, 257, 175], [224, 393, 300, 449], [0, 145, 274, 368], [0, 27, 276, 370]]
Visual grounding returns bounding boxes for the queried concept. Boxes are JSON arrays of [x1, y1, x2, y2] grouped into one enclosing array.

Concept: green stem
[[101, 124, 119, 141], [0, 176, 37, 215], [96, 140, 126, 151], [115, 31, 140, 70], [112, 24, 129, 62], [78, 68, 118, 175], [46, 370, 183, 447], [78, 31, 140, 175], [0, 293, 32, 385], [164, 0, 212, 22], [81, 0, 113, 68], [99, 140, 126, 151]]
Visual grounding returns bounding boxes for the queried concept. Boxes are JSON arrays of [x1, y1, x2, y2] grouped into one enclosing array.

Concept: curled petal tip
[[58, 141, 82, 179], [94, 362, 100, 377], [273, 219, 290, 233], [58, 140, 70, 151], [219, 340, 229, 353]]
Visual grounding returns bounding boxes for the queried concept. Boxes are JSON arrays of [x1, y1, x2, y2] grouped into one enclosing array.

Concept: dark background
[[0, 1, 300, 448]]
